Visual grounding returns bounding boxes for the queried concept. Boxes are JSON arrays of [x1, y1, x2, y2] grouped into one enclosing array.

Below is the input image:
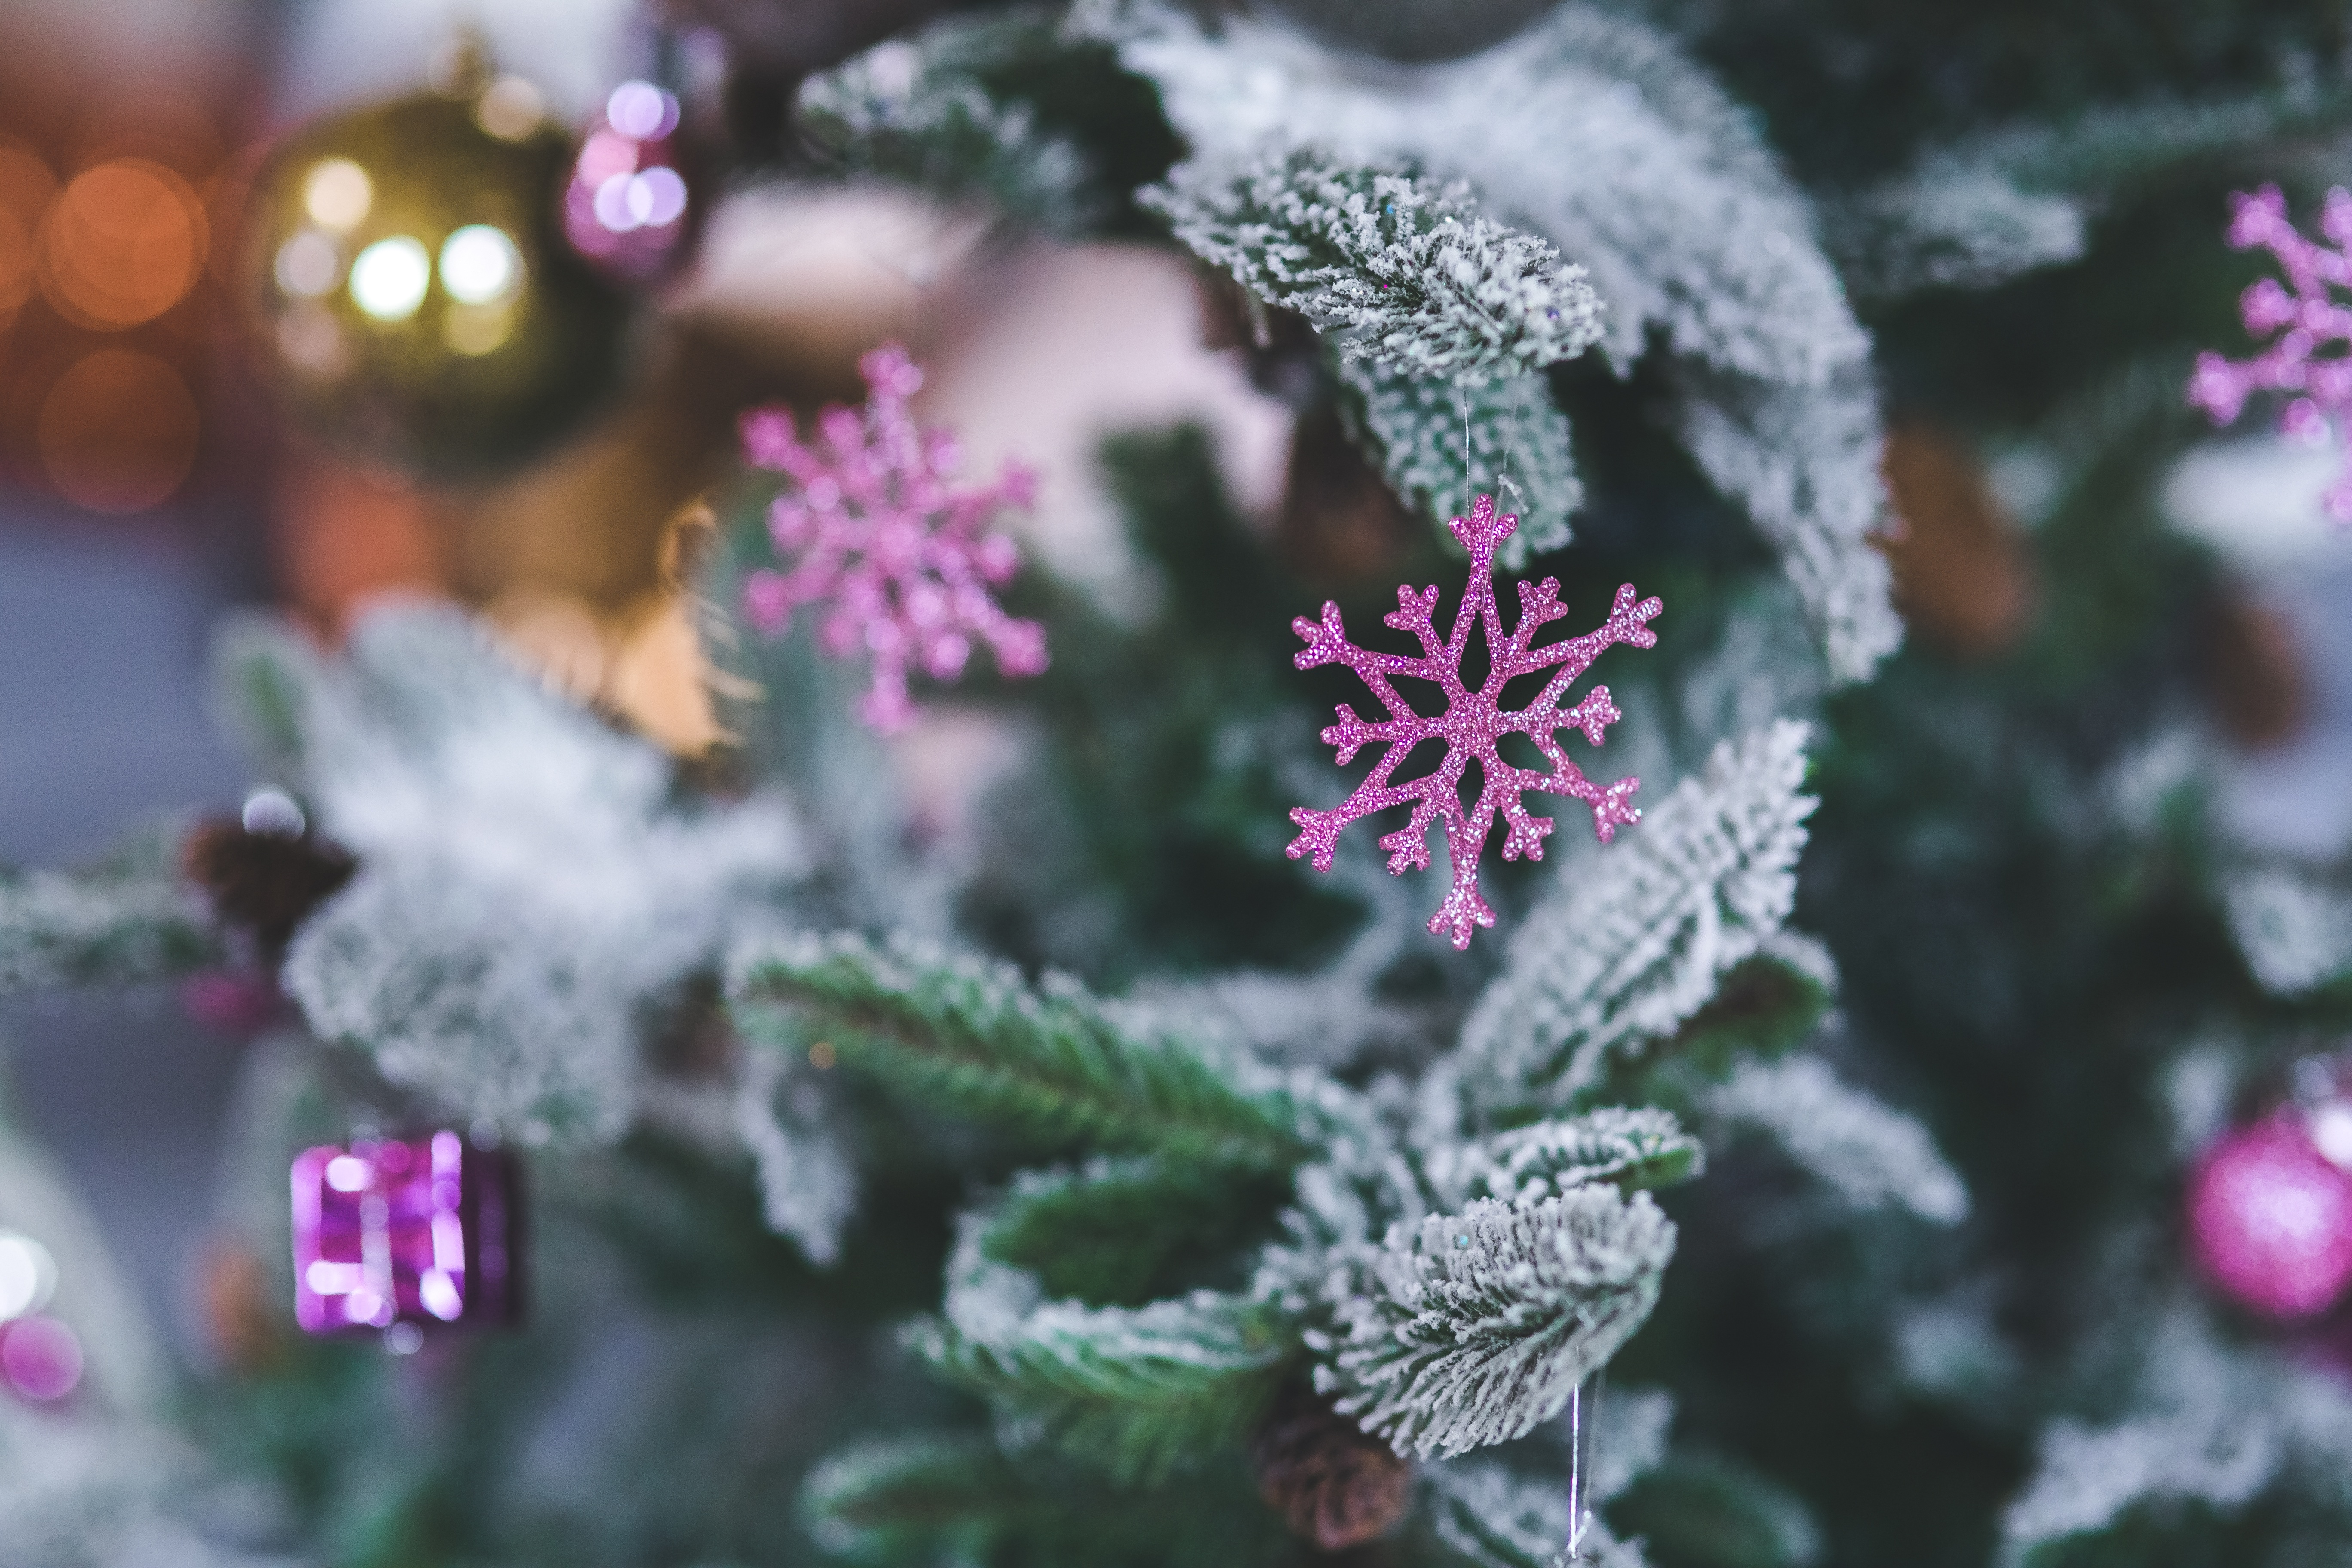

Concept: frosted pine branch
[[1431, 1106, 1705, 1212], [735, 1048, 858, 1266], [1146, 150, 1604, 384], [1670, 366, 1903, 684], [275, 606, 804, 1143], [1315, 1185, 1675, 1458], [0, 859, 218, 995], [1333, 355, 1582, 568], [2222, 864, 2352, 997], [799, 13, 1100, 230], [1820, 163, 2086, 299], [1707, 1055, 1969, 1225], [728, 931, 1310, 1170], [912, 1219, 1288, 1482], [1459, 720, 1819, 1116], [1423, 1461, 1653, 1568]]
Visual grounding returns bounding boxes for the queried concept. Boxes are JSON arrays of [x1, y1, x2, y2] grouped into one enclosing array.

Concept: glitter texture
[[2186, 1116, 2352, 1320], [740, 344, 1048, 733], [1286, 494, 1661, 949], [2188, 185, 2352, 522], [291, 1132, 519, 1336]]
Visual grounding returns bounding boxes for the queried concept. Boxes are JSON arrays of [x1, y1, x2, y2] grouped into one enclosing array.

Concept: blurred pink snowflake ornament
[[1286, 494, 1662, 949], [2189, 184, 2352, 522], [741, 345, 1048, 732]]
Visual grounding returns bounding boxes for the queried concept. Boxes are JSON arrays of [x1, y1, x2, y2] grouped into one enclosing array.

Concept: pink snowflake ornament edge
[[1284, 493, 1662, 950], [736, 343, 1049, 734], [2189, 183, 2352, 525]]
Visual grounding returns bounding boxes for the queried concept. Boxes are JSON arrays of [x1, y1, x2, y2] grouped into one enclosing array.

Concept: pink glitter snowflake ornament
[[740, 344, 1048, 733], [1286, 494, 1662, 949], [2189, 185, 2352, 522]]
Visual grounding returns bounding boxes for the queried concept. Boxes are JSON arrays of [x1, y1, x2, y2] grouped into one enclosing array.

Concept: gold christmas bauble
[[238, 73, 632, 479]]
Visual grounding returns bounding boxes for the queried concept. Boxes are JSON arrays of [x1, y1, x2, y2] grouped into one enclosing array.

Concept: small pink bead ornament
[[2186, 1114, 2352, 1320]]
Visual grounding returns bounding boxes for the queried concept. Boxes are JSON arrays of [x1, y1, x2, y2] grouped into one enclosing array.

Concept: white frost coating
[[1669, 365, 1903, 683], [1335, 356, 1582, 567], [735, 1050, 858, 1266], [1999, 1301, 2352, 1556], [1146, 151, 1605, 383], [1587, 1385, 1676, 1505], [1709, 1055, 1969, 1225], [1428, 1106, 1705, 1212], [1424, 1458, 1653, 1568], [1095, 2, 1899, 680], [924, 1215, 1281, 1391], [1316, 1187, 1676, 1458], [2222, 864, 2352, 996], [280, 606, 805, 1143], [1459, 720, 1819, 1115], [1823, 163, 2086, 298]]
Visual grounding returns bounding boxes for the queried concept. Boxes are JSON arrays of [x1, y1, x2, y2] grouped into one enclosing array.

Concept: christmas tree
[[5, 3, 2352, 1566]]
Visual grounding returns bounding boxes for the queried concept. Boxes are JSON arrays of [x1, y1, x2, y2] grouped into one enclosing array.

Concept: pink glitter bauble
[[2187, 1117, 2352, 1319], [0, 1315, 83, 1403]]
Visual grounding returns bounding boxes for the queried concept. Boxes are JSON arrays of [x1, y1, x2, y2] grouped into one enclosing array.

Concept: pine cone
[[1880, 422, 2035, 658], [182, 816, 358, 956], [1251, 1384, 1412, 1551]]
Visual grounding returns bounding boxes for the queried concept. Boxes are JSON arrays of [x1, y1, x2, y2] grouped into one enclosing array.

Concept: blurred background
[[2, 0, 2349, 1371]]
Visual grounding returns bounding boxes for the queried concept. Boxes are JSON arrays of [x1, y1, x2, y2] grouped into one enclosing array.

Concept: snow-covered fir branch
[[734, 1047, 858, 1265], [2223, 862, 2352, 997], [1314, 1186, 1675, 1458], [1818, 162, 2086, 299], [1145, 150, 1605, 384], [1430, 1106, 1706, 1212], [911, 1216, 1287, 1482], [1422, 1460, 1652, 1568], [259, 606, 804, 1144], [0, 856, 217, 995], [1706, 1054, 1969, 1225], [1332, 354, 1583, 567], [1094, 0, 1902, 682], [1457, 720, 1821, 1118], [798, 12, 1100, 231], [728, 930, 1311, 1170]]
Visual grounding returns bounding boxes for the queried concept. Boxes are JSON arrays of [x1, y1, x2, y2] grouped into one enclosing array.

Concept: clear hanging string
[[1561, 1371, 1602, 1565]]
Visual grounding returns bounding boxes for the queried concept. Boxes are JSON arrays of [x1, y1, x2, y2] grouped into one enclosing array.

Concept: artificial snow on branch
[[1332, 355, 1583, 569], [1314, 1185, 1676, 1459], [1422, 1460, 1653, 1568], [1430, 1106, 1706, 1212], [1706, 1055, 1969, 1225], [2223, 863, 2352, 997], [266, 606, 804, 1144], [1458, 720, 1819, 1118], [728, 931, 1310, 1170], [1145, 150, 1604, 384], [0, 855, 217, 995], [911, 1218, 1289, 1483], [1819, 162, 2086, 300], [799, 12, 1101, 232], [1096, 1, 1902, 683], [734, 1047, 858, 1266]]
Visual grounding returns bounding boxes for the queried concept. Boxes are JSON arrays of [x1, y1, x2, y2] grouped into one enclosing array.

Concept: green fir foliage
[[729, 930, 1309, 1171]]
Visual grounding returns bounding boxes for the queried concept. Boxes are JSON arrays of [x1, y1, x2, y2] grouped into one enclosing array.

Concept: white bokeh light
[[439, 224, 524, 306], [0, 1231, 56, 1322], [349, 235, 431, 321]]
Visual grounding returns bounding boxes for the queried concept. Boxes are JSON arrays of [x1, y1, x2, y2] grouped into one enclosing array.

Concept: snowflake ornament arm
[[1286, 495, 1661, 949], [2188, 184, 2352, 523], [740, 344, 1048, 732]]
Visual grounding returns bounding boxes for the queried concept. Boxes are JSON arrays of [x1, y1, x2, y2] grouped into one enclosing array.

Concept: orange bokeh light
[[37, 346, 200, 511], [37, 157, 206, 329]]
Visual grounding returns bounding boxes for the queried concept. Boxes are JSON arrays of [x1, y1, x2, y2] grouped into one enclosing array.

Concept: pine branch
[[0, 841, 220, 994], [1332, 354, 1582, 569], [728, 931, 1311, 1170], [2222, 863, 2352, 998], [1707, 1055, 1969, 1225], [1458, 720, 1821, 1119], [799, 13, 1102, 233], [1315, 1185, 1675, 1459], [983, 1155, 1284, 1307], [1422, 1461, 1652, 1568], [802, 1433, 1024, 1561], [1145, 149, 1604, 384], [1434, 1106, 1705, 1212], [911, 1219, 1291, 1483], [1819, 162, 2085, 300]]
